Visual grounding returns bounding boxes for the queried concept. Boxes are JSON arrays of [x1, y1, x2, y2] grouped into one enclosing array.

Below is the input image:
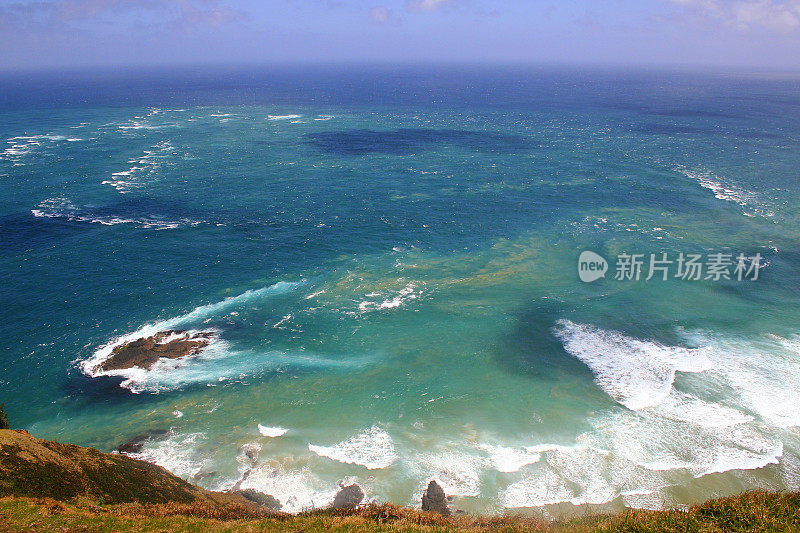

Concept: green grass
[[2, 491, 800, 533]]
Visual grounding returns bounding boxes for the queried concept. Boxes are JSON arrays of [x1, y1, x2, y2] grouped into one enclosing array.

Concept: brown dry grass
[[2, 491, 800, 533]]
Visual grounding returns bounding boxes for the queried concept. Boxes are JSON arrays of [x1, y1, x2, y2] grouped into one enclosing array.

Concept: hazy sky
[[2, 0, 800, 69]]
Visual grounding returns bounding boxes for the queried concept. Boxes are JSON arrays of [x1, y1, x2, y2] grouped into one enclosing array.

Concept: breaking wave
[[237, 463, 339, 513], [258, 425, 289, 438], [124, 431, 211, 481], [553, 320, 712, 410], [309, 426, 398, 469]]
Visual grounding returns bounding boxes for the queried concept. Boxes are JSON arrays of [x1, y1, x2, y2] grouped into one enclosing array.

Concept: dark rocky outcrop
[[0, 403, 8, 430], [99, 330, 215, 372], [234, 489, 281, 511], [332, 483, 364, 510], [421, 480, 450, 516], [115, 429, 169, 454], [231, 443, 260, 491]]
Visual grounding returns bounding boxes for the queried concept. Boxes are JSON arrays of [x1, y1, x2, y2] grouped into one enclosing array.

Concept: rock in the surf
[[421, 480, 450, 516], [234, 489, 282, 511], [332, 483, 364, 510], [115, 429, 169, 454], [231, 443, 261, 490], [99, 330, 215, 372]]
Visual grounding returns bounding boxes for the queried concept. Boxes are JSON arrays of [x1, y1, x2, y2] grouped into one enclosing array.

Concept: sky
[[1, 0, 800, 70]]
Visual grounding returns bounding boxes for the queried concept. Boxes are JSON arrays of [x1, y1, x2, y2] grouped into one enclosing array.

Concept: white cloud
[[370, 6, 391, 24], [0, 0, 243, 33], [670, 0, 800, 31], [405, 0, 453, 13]]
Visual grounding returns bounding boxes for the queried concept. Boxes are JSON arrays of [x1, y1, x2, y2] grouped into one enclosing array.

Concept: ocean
[[2, 65, 799, 514]]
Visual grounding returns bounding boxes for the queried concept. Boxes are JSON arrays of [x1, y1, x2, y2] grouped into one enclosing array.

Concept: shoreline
[[2, 428, 799, 531]]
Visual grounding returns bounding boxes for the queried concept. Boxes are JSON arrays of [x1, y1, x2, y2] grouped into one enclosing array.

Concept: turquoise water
[[2, 66, 800, 514]]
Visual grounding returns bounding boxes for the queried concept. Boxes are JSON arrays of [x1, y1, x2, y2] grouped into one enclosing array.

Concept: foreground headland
[[1, 429, 798, 532]]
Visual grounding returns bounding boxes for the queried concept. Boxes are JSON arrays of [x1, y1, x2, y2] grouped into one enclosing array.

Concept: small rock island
[[99, 330, 216, 372]]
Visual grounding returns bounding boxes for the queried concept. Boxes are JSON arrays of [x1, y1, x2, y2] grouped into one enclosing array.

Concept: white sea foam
[[508, 321, 797, 507], [553, 320, 712, 410], [8, 134, 68, 141], [677, 167, 773, 217], [647, 391, 753, 428], [258, 425, 289, 438], [570, 216, 673, 240], [581, 392, 783, 478], [268, 114, 303, 121], [502, 468, 578, 507], [500, 325, 797, 509], [238, 464, 338, 513], [557, 320, 800, 427], [357, 282, 419, 313], [1, 134, 79, 165], [117, 123, 169, 130], [680, 330, 800, 429], [234, 442, 262, 484], [477, 444, 542, 473], [31, 197, 203, 230], [125, 431, 211, 480], [406, 441, 546, 502], [413, 450, 484, 497], [273, 314, 293, 329], [501, 445, 666, 508], [305, 289, 326, 299], [115, 109, 180, 131], [102, 140, 178, 193], [309, 425, 398, 469]]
